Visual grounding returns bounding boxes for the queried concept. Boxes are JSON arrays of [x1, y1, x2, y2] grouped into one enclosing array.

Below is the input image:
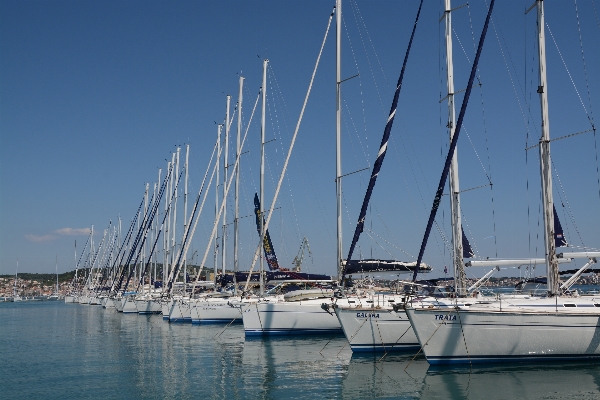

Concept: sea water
[[2, 296, 600, 399]]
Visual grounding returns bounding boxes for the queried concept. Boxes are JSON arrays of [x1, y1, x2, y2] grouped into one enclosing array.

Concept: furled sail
[[342, 0, 424, 280], [553, 205, 568, 247], [412, 0, 495, 282], [254, 193, 280, 270], [462, 227, 475, 258]]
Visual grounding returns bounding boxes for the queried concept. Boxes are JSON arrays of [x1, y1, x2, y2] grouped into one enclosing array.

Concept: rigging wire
[[349, 0, 390, 111], [552, 162, 585, 249], [343, 6, 371, 163], [268, 66, 303, 248], [392, 133, 448, 265], [574, 0, 600, 201], [593, 0, 600, 29], [467, 1, 498, 260], [545, 23, 592, 124]]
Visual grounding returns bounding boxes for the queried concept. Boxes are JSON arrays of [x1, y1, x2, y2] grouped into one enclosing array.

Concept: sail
[[553, 205, 568, 248], [343, 0, 423, 278], [254, 193, 280, 271], [412, 0, 495, 282], [462, 227, 475, 258]]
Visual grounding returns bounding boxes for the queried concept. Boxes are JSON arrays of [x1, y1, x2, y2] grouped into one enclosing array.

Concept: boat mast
[[222, 96, 231, 277], [56, 255, 59, 294], [88, 226, 94, 289], [445, 0, 466, 296], [153, 170, 160, 287], [171, 147, 180, 288], [214, 124, 222, 288], [535, 0, 558, 296], [74, 240, 77, 286], [183, 144, 189, 288], [335, 0, 343, 281], [14, 258, 18, 297], [234, 75, 244, 296], [142, 182, 149, 294], [260, 59, 268, 296], [164, 155, 174, 290]]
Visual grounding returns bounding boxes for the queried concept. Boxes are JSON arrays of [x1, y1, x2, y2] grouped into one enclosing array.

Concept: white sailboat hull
[[115, 297, 126, 312], [64, 295, 77, 303], [335, 306, 419, 352], [406, 299, 600, 364], [122, 298, 138, 313], [168, 300, 191, 323], [190, 299, 243, 324], [241, 299, 342, 336], [103, 297, 116, 309], [135, 299, 162, 314], [162, 300, 172, 320]]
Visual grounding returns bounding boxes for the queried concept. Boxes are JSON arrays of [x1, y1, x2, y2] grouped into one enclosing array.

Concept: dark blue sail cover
[[218, 271, 332, 285], [462, 227, 475, 258], [342, 0, 423, 280], [412, 0, 496, 282], [266, 271, 332, 282], [344, 259, 431, 275], [560, 268, 600, 275], [553, 205, 568, 248], [254, 193, 280, 271]]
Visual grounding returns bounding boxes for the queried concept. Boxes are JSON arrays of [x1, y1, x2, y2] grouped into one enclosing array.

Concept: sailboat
[[406, 0, 600, 364], [333, 0, 480, 353], [191, 74, 249, 325], [240, 0, 351, 337], [47, 256, 61, 301], [11, 260, 22, 302]]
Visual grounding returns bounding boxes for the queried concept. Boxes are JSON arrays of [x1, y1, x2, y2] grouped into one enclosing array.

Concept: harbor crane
[[292, 237, 311, 272]]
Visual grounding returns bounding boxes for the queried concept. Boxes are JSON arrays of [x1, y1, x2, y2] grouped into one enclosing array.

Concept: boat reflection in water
[[421, 362, 600, 399], [342, 352, 600, 399], [240, 327, 600, 399], [342, 353, 428, 398], [242, 334, 350, 398]]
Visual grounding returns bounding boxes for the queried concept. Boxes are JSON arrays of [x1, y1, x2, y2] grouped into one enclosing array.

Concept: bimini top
[[343, 259, 432, 275]]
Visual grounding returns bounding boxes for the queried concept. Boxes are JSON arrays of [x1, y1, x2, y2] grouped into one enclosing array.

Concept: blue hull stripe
[[351, 344, 420, 353], [191, 319, 242, 325], [427, 354, 600, 365], [245, 328, 342, 336]]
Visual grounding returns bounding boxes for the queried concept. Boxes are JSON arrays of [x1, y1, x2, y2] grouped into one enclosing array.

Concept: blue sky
[[1, 0, 599, 280]]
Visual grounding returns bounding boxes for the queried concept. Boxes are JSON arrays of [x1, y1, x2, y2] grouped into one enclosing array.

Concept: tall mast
[[55, 255, 59, 294], [163, 159, 172, 290], [260, 59, 269, 296], [74, 240, 77, 285], [222, 96, 231, 276], [89, 225, 94, 290], [171, 148, 180, 278], [163, 153, 175, 285], [116, 217, 121, 288], [183, 144, 189, 286], [14, 258, 18, 297], [445, 0, 466, 296], [535, 0, 558, 296], [214, 124, 222, 288], [142, 182, 149, 294], [89, 226, 94, 285], [153, 170, 160, 286], [234, 75, 244, 295], [335, 0, 343, 281]]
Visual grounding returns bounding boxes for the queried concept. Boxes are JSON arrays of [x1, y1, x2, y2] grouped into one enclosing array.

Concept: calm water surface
[[2, 300, 600, 399]]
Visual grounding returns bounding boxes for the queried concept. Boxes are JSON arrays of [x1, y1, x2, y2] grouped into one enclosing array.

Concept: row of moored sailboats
[[64, 0, 600, 366]]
